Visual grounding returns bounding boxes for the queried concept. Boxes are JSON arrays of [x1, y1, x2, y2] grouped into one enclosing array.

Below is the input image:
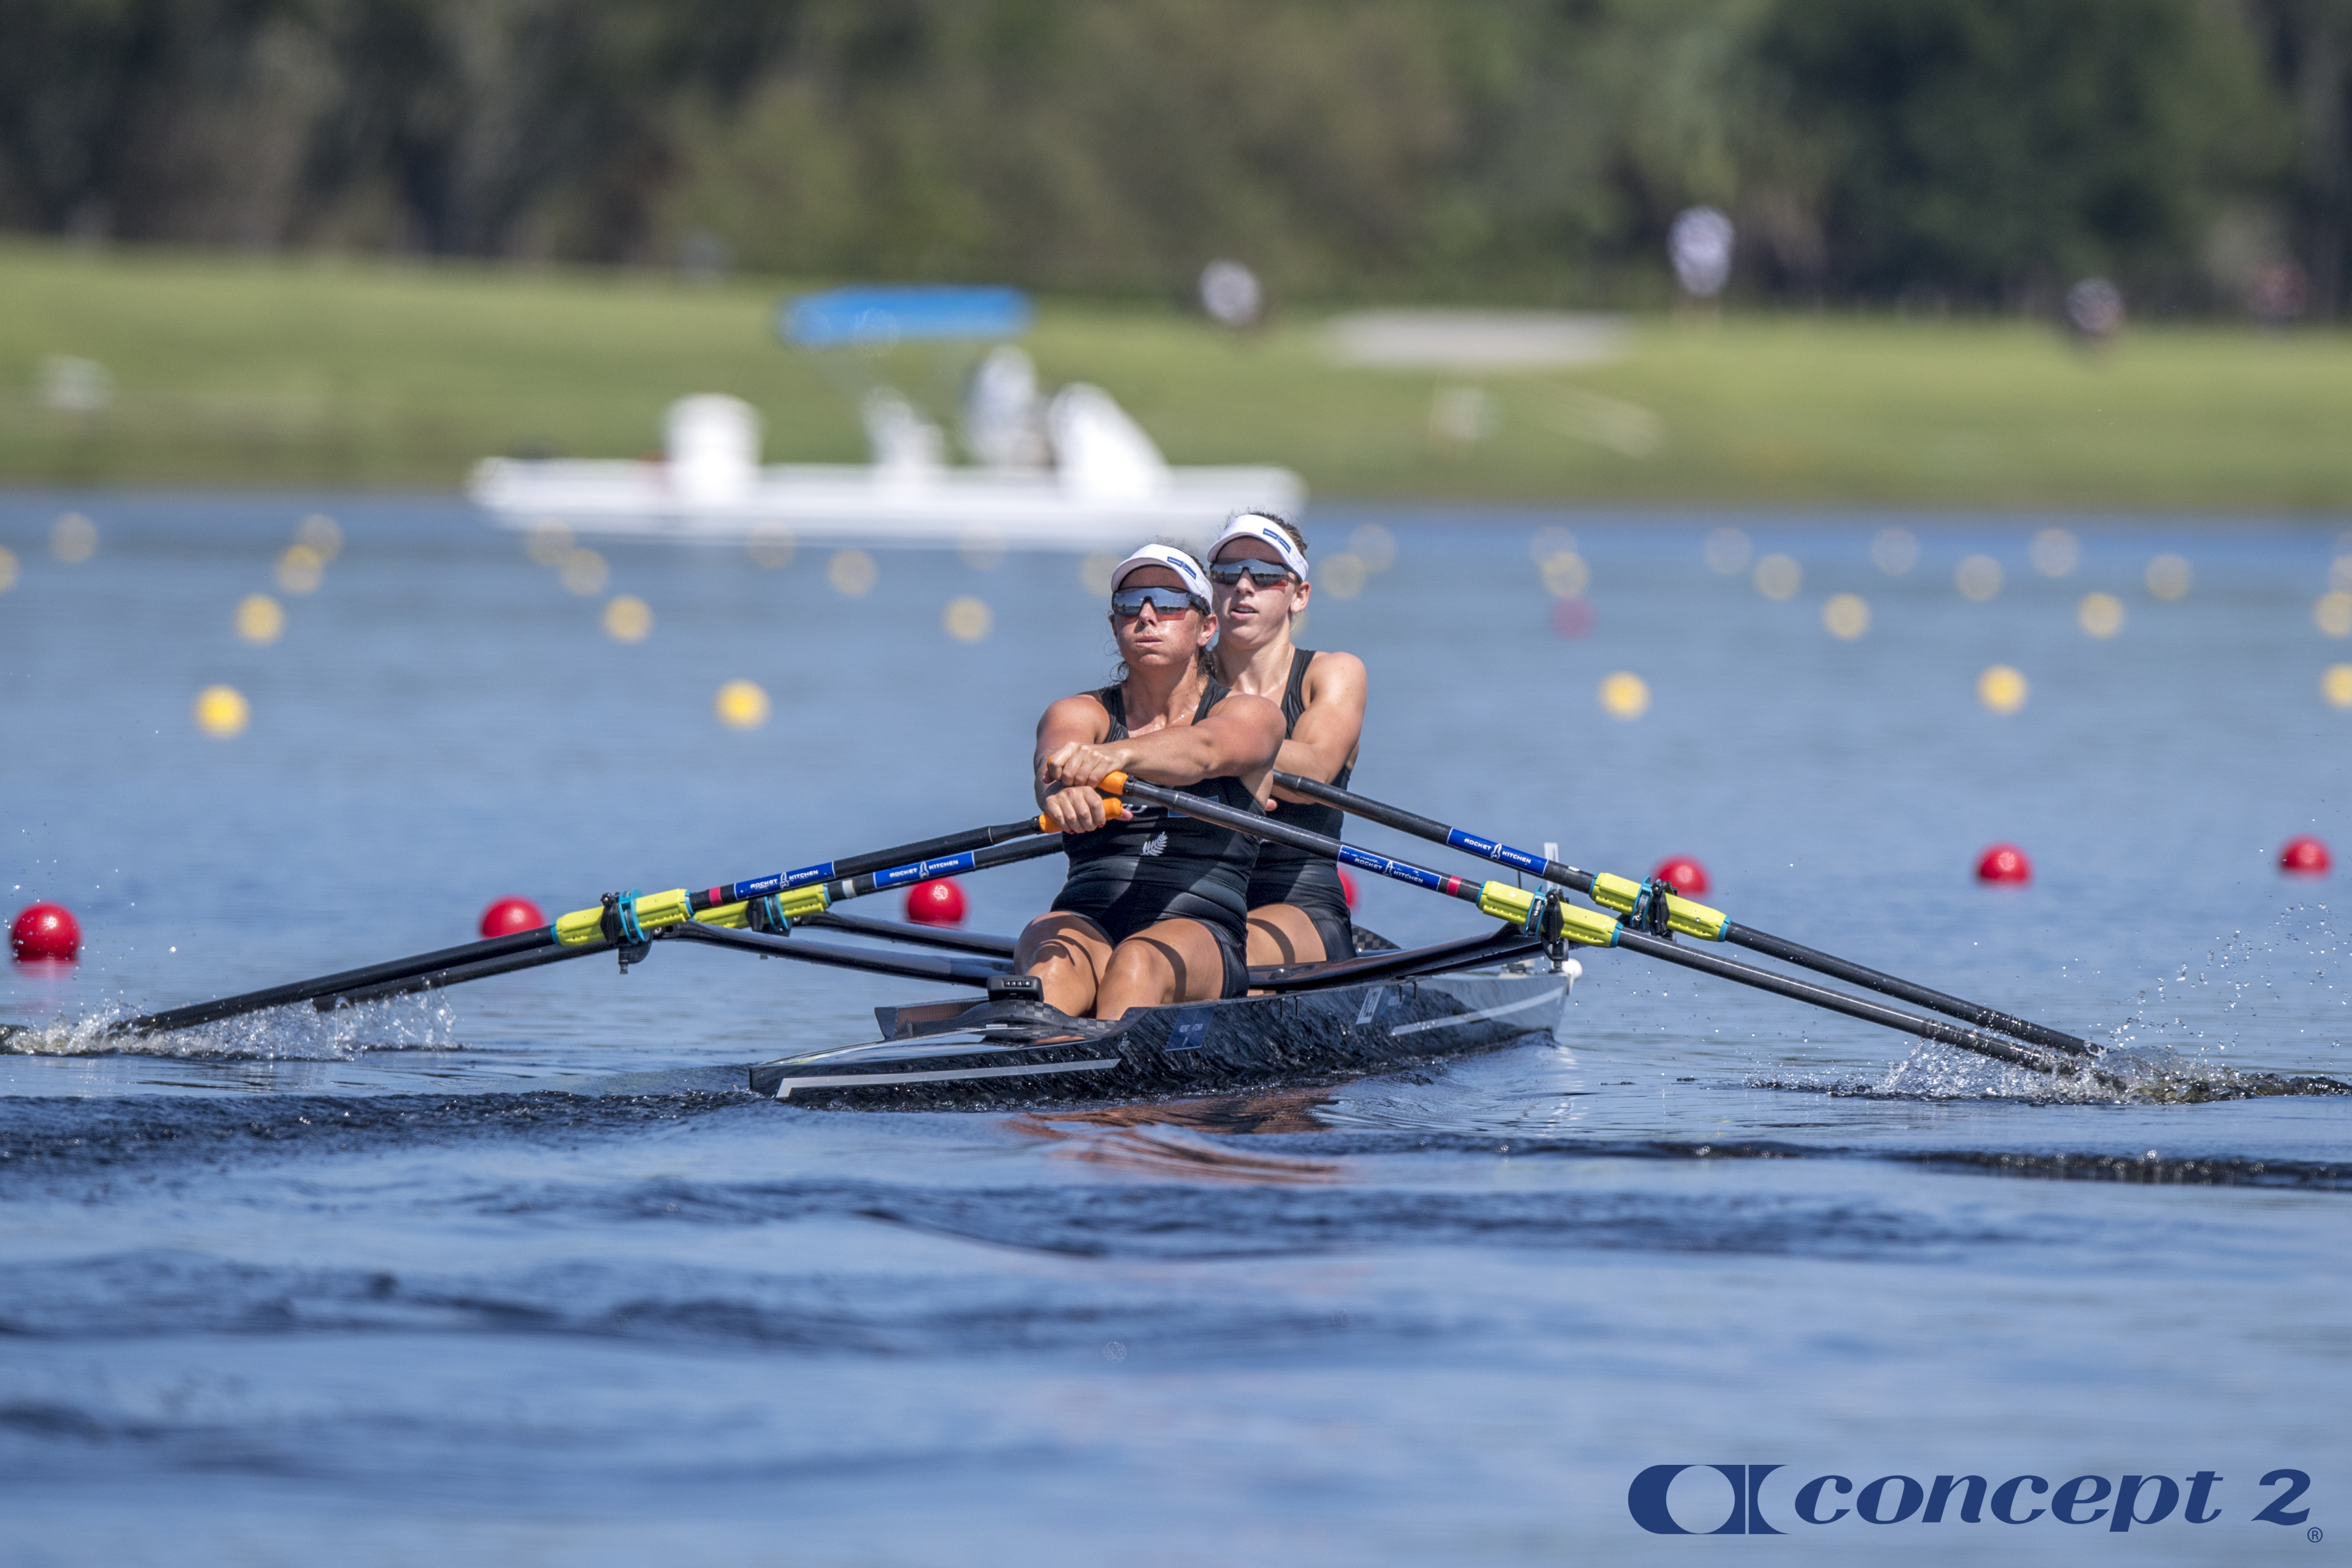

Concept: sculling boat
[[17, 776, 2170, 1104], [749, 926, 1573, 1107]]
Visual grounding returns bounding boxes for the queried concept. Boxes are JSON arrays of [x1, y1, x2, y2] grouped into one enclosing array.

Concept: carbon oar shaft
[[663, 919, 1009, 985], [1108, 772, 2108, 1083], [1096, 773, 1547, 928], [1273, 770, 2094, 1059], [120, 823, 1067, 1034], [1612, 929, 2127, 1090]]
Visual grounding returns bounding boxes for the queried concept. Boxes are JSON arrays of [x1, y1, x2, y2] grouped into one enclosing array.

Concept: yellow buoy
[[194, 684, 250, 737], [1752, 554, 1801, 600], [52, 512, 97, 563], [2327, 665, 2352, 710], [1530, 526, 1579, 567], [1977, 664, 2029, 714], [602, 595, 654, 643], [2078, 592, 2125, 639], [1350, 524, 1397, 572], [715, 679, 772, 730], [1821, 593, 1870, 640], [1539, 552, 1590, 599], [1320, 552, 1370, 600], [295, 513, 342, 561], [276, 544, 325, 595], [1870, 527, 1918, 576], [558, 549, 608, 596], [235, 593, 286, 644], [525, 519, 575, 565], [747, 522, 795, 569], [1704, 527, 1752, 576], [957, 527, 1006, 572], [942, 596, 993, 643], [2146, 553, 2193, 600], [1955, 555, 2003, 601], [828, 548, 877, 597], [2315, 592, 2352, 640], [2029, 528, 2080, 577], [1598, 671, 1650, 719]]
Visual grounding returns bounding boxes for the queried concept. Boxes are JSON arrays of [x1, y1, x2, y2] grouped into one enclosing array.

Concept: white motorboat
[[468, 285, 1304, 551]]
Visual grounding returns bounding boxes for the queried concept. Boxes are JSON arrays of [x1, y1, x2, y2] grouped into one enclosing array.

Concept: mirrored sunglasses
[[1111, 585, 1206, 618], [1207, 560, 1296, 588]]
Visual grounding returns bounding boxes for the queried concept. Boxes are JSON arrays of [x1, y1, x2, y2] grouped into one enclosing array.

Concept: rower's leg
[[1015, 913, 1113, 1016], [1096, 917, 1227, 1019], [1244, 903, 1328, 967]]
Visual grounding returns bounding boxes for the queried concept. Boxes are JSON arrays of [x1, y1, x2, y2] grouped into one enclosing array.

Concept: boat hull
[[749, 968, 1568, 1109]]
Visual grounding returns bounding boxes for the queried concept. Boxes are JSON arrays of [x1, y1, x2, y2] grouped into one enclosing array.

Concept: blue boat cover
[[779, 286, 1033, 348]]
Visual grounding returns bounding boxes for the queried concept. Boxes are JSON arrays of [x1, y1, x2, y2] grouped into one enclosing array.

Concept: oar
[[1273, 770, 2095, 1059], [310, 835, 1059, 1011], [59, 816, 1075, 1038], [1098, 773, 2121, 1086]]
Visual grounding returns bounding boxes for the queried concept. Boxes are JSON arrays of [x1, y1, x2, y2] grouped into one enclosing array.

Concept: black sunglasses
[[1111, 585, 1206, 618], [1208, 560, 1296, 588]]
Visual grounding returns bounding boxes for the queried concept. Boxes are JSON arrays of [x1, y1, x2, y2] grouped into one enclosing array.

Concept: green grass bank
[[7, 241, 2350, 511]]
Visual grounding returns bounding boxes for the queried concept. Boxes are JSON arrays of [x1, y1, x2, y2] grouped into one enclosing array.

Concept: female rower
[[1205, 512, 1368, 966], [1017, 544, 1286, 1019]]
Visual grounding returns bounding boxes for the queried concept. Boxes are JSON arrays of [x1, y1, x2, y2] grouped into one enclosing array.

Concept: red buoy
[[2280, 835, 2332, 875], [1650, 856, 1710, 896], [1549, 598, 1595, 639], [1337, 868, 1358, 909], [1976, 844, 2032, 884], [478, 896, 547, 938], [906, 877, 968, 927], [10, 902, 81, 962]]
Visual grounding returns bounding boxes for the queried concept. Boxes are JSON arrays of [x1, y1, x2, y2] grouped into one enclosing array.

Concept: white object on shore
[[471, 387, 1302, 552], [1326, 310, 1629, 372]]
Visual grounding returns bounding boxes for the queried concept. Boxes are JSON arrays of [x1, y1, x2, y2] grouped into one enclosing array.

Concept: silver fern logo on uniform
[[1139, 832, 1168, 857]]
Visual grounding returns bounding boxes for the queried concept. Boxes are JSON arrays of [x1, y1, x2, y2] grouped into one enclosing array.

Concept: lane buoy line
[[1262, 770, 2100, 1075], [0, 808, 1144, 1044]]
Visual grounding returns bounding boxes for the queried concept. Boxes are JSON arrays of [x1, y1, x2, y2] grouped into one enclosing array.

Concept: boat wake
[[0, 993, 463, 1062]]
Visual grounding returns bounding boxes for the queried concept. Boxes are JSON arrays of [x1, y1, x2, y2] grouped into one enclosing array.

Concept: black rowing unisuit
[[1050, 680, 1260, 998], [1243, 648, 1358, 960]]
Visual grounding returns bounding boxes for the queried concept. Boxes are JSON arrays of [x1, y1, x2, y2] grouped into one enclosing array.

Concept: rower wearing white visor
[[1018, 543, 1286, 1019], [1205, 511, 1369, 965]]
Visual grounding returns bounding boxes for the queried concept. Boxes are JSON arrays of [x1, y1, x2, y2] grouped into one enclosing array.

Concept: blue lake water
[[3, 493, 2349, 1563]]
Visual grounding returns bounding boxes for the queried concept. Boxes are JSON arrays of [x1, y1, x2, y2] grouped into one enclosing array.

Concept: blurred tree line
[[2, 0, 2346, 314]]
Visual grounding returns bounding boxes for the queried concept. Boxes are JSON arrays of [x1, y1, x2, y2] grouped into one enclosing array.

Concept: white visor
[[1209, 512, 1311, 581], [1109, 542, 1212, 606]]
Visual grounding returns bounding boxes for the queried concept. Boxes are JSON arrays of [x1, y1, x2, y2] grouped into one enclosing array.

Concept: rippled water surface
[[4, 495, 2349, 1563]]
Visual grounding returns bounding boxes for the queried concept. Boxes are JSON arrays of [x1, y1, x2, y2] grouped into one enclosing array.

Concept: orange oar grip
[[1037, 795, 1132, 833], [1100, 771, 1130, 796]]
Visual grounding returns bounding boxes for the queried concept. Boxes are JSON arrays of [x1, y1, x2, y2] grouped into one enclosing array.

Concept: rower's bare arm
[[1270, 651, 1366, 804], [1044, 692, 1283, 794]]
